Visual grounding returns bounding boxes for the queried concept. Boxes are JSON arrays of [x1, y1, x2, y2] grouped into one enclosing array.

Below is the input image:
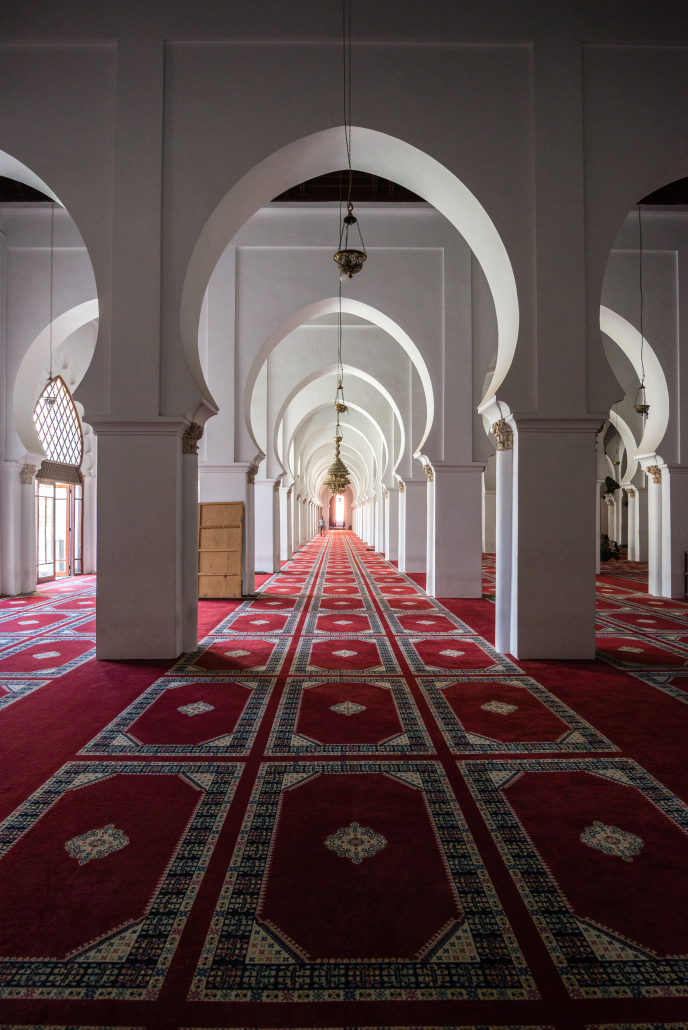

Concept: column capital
[[182, 422, 203, 454], [491, 420, 513, 450], [19, 463, 37, 484], [646, 465, 662, 484]]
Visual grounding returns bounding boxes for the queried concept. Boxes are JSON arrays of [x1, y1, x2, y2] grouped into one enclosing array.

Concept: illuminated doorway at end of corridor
[[36, 479, 83, 582]]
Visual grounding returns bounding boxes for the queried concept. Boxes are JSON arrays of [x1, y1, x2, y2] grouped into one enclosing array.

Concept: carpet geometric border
[[79, 677, 275, 756], [172, 636, 290, 677], [398, 636, 521, 677], [421, 677, 618, 753], [0, 636, 95, 678], [627, 670, 688, 706], [265, 676, 435, 755], [205, 608, 301, 636], [459, 757, 688, 998], [189, 759, 538, 1002], [0, 760, 243, 999], [0, 679, 51, 712], [595, 631, 688, 671], [301, 608, 385, 635], [291, 635, 399, 675], [382, 609, 475, 635]]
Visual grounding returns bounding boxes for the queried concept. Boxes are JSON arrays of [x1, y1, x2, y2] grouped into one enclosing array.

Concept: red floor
[[0, 534, 687, 1027]]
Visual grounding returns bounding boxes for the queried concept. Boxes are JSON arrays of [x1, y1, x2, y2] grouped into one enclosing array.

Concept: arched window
[[33, 375, 83, 467]]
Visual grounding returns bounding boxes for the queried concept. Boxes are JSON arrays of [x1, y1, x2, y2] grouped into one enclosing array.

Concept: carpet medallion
[[266, 677, 433, 754], [0, 761, 242, 998], [80, 677, 274, 755], [421, 676, 617, 753], [190, 760, 536, 1001], [461, 757, 688, 997]]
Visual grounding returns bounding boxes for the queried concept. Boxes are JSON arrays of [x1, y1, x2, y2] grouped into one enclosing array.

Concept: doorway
[[36, 480, 83, 582]]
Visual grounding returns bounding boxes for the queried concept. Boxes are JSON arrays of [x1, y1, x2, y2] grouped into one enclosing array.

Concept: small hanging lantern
[[634, 383, 650, 417], [334, 202, 367, 281]]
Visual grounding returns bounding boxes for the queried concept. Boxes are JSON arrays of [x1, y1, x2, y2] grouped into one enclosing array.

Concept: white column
[[181, 424, 202, 652], [482, 454, 497, 553], [92, 421, 187, 659], [403, 480, 426, 573], [624, 486, 639, 562], [383, 489, 391, 559], [273, 481, 283, 570], [425, 466, 436, 596], [254, 480, 274, 573], [492, 424, 514, 654], [20, 462, 38, 595], [285, 486, 293, 559], [429, 463, 484, 600], [510, 419, 600, 660], [83, 472, 98, 574], [397, 483, 406, 571], [646, 465, 663, 596], [0, 462, 22, 596], [660, 464, 688, 599]]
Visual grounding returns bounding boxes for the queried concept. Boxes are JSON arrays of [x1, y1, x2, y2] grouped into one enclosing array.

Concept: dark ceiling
[[1, 170, 685, 207], [640, 176, 688, 204], [271, 170, 424, 203], [0, 176, 51, 202]]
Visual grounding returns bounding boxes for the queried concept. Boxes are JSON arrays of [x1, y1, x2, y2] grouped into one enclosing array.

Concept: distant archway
[[181, 126, 519, 415]]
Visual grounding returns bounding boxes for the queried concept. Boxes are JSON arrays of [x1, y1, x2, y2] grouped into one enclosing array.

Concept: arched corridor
[[3, 2, 688, 1022]]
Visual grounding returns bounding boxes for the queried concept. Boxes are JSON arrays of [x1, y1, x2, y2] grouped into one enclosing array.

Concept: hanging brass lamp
[[324, 421, 351, 496], [334, 201, 367, 281], [634, 383, 650, 417]]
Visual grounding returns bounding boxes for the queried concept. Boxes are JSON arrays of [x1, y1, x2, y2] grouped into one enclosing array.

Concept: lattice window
[[33, 376, 83, 467]]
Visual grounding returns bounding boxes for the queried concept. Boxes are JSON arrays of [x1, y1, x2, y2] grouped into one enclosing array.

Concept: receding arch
[[273, 362, 403, 474], [600, 305, 669, 460], [181, 126, 519, 414], [248, 298, 426, 457]]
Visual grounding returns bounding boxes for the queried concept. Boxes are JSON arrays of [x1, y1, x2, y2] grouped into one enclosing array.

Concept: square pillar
[[92, 420, 187, 659], [510, 419, 599, 659], [404, 480, 427, 573], [431, 464, 484, 599]]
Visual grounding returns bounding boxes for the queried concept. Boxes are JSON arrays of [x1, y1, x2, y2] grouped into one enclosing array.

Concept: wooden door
[[198, 502, 243, 598]]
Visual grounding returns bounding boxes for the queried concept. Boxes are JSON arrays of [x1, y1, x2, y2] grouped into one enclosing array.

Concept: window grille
[[33, 376, 83, 468]]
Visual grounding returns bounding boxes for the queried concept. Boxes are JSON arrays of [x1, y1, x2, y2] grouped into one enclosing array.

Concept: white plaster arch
[[13, 300, 99, 455], [300, 423, 377, 492], [182, 126, 519, 413], [275, 363, 402, 472], [247, 298, 427, 457], [599, 305, 669, 462], [284, 400, 389, 483], [608, 411, 639, 485]]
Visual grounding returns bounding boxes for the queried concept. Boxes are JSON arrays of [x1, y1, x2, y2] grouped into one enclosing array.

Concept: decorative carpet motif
[[5, 537, 688, 1022], [265, 677, 434, 755], [80, 678, 275, 756], [0, 761, 242, 999], [460, 757, 688, 998], [420, 676, 617, 753], [189, 759, 536, 1002]]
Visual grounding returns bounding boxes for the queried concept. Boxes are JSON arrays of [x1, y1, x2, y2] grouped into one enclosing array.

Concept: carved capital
[[423, 464, 434, 482], [491, 420, 513, 450], [19, 463, 37, 485], [646, 465, 662, 484], [182, 422, 203, 454], [383, 488, 389, 499], [246, 463, 260, 485], [605, 496, 615, 507], [624, 487, 636, 498], [273, 479, 281, 493], [287, 485, 293, 498], [397, 480, 405, 493]]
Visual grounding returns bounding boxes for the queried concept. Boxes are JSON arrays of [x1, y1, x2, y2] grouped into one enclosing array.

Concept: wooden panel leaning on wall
[[198, 502, 243, 598]]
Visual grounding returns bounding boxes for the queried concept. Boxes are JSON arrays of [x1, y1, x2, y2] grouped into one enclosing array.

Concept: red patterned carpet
[[1, 535, 688, 1029]]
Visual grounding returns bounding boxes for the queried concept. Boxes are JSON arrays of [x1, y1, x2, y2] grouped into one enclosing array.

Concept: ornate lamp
[[334, 202, 366, 280], [324, 420, 351, 496]]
